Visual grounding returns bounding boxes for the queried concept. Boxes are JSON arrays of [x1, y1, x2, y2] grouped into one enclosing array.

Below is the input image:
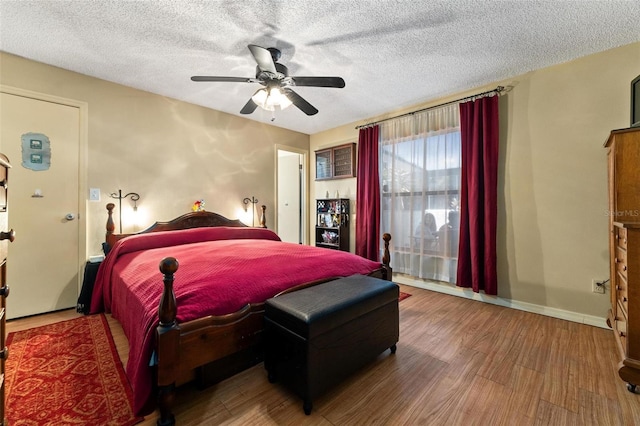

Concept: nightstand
[[76, 257, 103, 314]]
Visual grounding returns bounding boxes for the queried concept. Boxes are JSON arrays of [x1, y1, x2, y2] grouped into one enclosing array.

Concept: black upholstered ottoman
[[264, 274, 399, 415]]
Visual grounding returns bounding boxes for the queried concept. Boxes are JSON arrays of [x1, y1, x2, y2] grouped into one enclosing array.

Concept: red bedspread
[[89, 227, 382, 415]]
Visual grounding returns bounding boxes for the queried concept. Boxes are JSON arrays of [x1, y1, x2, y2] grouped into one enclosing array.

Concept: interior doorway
[[0, 86, 87, 319], [276, 146, 308, 244]]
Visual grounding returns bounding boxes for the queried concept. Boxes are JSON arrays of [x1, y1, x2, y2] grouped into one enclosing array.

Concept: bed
[[90, 203, 392, 425]]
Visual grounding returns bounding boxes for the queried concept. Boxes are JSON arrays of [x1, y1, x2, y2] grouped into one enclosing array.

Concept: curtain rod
[[355, 86, 505, 130]]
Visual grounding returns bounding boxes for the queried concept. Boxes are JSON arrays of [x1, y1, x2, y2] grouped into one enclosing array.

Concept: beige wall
[[310, 42, 640, 318], [2, 40, 638, 318], [0, 52, 309, 255]]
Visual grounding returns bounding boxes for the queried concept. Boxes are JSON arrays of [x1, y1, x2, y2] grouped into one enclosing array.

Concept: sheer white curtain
[[379, 103, 461, 283]]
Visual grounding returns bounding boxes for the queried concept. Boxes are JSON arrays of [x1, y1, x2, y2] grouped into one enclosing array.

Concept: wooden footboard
[[154, 234, 392, 425]]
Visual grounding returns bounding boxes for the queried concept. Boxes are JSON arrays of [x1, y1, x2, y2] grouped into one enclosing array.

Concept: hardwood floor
[[7, 284, 640, 425]]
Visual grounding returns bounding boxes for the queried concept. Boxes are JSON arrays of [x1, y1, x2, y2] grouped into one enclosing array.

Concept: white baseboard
[[394, 275, 609, 329]]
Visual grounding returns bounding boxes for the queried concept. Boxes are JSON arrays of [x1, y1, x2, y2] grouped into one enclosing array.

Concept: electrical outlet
[[89, 188, 100, 202], [592, 279, 606, 294]]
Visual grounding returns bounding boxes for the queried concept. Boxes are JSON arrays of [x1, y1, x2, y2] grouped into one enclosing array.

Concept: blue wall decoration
[[21, 132, 51, 171]]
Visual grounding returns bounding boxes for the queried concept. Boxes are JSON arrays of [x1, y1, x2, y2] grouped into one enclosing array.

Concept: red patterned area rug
[[399, 291, 412, 302], [6, 314, 142, 426]]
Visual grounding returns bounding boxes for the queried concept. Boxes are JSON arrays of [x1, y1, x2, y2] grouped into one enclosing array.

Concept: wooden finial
[[260, 205, 267, 228], [382, 233, 391, 266], [106, 203, 115, 235], [158, 257, 179, 327], [381, 233, 392, 280]]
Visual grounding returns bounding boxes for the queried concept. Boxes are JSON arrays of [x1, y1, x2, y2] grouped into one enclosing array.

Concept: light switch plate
[[89, 188, 100, 201]]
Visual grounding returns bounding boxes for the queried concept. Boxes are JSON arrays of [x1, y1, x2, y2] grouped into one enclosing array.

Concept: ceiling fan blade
[[291, 77, 346, 88], [248, 45, 277, 74], [240, 98, 258, 115], [284, 89, 319, 116], [191, 76, 259, 83]]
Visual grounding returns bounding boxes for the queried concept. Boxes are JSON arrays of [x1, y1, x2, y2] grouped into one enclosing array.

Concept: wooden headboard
[[105, 203, 267, 249]]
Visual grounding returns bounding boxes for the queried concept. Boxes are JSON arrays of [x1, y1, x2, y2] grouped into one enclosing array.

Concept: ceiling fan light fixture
[[251, 87, 292, 111]]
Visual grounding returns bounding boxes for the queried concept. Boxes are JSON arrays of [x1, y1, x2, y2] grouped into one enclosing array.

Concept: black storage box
[[264, 274, 399, 414]]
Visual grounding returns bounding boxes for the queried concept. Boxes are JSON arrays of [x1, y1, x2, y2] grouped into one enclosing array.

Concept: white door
[[0, 91, 81, 318], [277, 148, 307, 244]]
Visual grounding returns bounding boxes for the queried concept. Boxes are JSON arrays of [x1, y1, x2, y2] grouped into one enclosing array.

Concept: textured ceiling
[[1, 1, 639, 135]]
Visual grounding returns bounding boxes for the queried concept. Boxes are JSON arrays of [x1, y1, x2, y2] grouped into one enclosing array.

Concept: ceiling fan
[[191, 45, 345, 117]]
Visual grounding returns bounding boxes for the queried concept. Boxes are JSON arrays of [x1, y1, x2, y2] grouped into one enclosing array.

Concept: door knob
[[65, 213, 76, 221], [0, 229, 14, 241]]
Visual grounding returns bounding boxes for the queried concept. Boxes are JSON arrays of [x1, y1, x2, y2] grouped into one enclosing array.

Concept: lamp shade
[[252, 87, 292, 111]]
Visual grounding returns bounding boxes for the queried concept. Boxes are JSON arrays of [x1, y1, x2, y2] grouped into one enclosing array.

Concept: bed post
[[259, 205, 267, 228], [106, 203, 115, 243], [157, 257, 180, 426], [382, 233, 392, 280]]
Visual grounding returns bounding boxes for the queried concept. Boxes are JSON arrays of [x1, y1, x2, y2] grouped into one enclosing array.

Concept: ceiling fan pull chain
[[271, 110, 276, 122]]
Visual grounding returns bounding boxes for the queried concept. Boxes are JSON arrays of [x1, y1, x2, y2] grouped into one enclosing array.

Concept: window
[[379, 104, 460, 283]]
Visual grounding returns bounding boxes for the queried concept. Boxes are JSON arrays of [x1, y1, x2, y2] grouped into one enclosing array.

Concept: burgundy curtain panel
[[457, 95, 499, 294], [355, 125, 381, 261]]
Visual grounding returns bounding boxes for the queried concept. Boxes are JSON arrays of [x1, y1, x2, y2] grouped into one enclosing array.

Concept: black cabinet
[[315, 198, 349, 251]]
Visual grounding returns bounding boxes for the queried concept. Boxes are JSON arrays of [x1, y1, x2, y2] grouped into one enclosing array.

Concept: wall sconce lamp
[[110, 189, 140, 233], [243, 196, 259, 227]]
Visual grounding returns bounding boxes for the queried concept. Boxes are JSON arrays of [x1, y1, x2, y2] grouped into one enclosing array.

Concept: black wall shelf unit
[[315, 198, 350, 251]]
